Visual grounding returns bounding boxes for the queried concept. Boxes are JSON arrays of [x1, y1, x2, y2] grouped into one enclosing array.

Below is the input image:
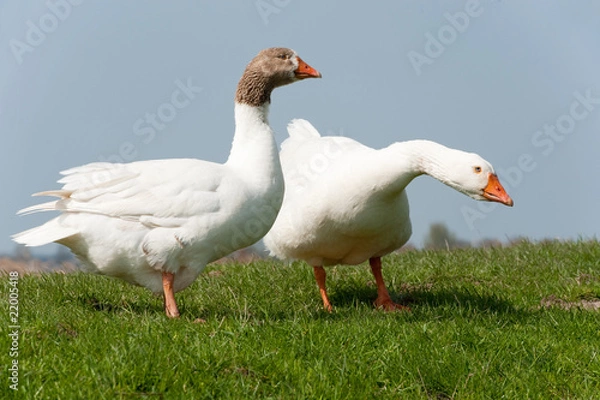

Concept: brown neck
[[234, 70, 275, 107]]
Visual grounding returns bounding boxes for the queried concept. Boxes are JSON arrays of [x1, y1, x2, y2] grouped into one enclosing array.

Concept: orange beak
[[295, 57, 322, 79], [483, 173, 514, 207]]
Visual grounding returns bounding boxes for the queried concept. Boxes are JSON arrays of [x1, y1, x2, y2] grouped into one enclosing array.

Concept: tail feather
[[58, 162, 136, 194], [33, 189, 72, 198], [59, 162, 115, 177], [12, 218, 78, 247], [17, 200, 60, 216], [14, 161, 130, 247], [286, 119, 321, 140]]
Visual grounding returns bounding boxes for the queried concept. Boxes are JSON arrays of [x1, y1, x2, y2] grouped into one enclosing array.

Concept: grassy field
[[1, 240, 599, 399]]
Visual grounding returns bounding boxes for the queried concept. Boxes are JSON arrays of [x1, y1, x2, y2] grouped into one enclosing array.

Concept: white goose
[[13, 48, 321, 318], [264, 119, 513, 312]]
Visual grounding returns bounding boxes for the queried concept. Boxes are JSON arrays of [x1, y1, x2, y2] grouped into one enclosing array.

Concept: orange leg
[[369, 257, 410, 312], [313, 266, 333, 312], [162, 271, 180, 318]]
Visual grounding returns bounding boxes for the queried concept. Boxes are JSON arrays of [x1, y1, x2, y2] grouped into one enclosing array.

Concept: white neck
[[379, 140, 461, 194], [226, 102, 283, 188]]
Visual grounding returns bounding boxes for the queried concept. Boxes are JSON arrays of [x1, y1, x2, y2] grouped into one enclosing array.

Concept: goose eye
[[278, 54, 289, 60], [473, 166, 482, 174]]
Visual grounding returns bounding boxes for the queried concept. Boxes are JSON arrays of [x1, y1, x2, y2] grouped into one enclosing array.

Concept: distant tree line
[[422, 222, 517, 250]]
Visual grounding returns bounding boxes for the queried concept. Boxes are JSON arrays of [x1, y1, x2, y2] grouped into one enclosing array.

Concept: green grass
[[1, 240, 599, 399]]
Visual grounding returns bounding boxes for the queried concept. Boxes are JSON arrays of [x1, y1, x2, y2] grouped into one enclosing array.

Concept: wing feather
[[18, 159, 226, 228], [281, 119, 370, 192]]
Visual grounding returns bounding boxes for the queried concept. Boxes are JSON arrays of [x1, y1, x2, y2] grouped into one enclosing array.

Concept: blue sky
[[1, 1, 598, 256]]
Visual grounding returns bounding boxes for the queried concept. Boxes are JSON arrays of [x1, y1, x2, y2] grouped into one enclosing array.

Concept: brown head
[[235, 47, 321, 107]]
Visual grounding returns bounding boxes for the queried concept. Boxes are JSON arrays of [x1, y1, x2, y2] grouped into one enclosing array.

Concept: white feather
[[13, 104, 284, 295], [265, 119, 507, 267]]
